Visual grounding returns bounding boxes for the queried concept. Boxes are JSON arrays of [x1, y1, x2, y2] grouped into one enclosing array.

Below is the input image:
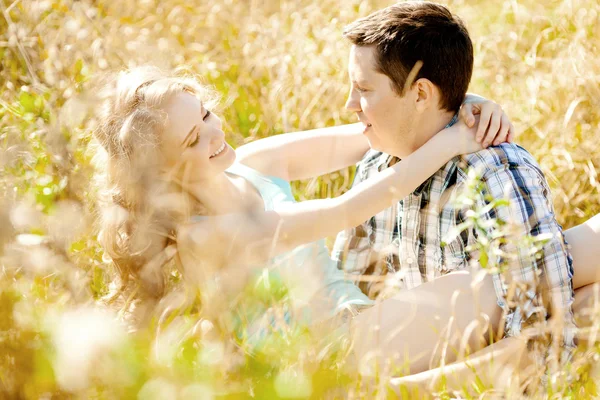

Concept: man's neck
[[412, 108, 456, 152]]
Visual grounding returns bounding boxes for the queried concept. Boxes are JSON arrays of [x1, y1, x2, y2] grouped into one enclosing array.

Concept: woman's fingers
[[476, 104, 493, 143], [462, 100, 515, 147], [468, 101, 515, 147], [459, 102, 477, 128], [482, 107, 502, 148], [492, 114, 511, 146], [507, 122, 516, 143]]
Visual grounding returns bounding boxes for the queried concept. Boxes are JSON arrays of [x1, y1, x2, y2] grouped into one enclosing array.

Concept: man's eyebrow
[[181, 125, 197, 146], [353, 79, 370, 86]]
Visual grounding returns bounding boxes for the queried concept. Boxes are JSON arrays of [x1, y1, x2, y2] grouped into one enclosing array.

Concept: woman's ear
[[414, 78, 436, 112]]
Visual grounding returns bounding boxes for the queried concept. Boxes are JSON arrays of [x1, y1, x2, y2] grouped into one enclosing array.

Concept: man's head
[[343, 1, 473, 157]]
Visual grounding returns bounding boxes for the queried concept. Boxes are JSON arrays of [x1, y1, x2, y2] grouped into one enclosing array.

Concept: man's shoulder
[[461, 143, 542, 177]]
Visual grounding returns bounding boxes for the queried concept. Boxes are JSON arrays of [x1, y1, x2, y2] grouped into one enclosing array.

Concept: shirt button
[[406, 257, 414, 264]]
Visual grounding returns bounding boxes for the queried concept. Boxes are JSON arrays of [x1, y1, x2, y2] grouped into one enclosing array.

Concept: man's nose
[[345, 90, 361, 112]]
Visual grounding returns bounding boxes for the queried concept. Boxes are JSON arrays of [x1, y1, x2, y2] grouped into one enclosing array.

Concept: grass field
[[1, 0, 599, 398]]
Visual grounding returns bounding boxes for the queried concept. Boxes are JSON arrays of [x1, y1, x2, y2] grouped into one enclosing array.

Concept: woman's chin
[[213, 146, 236, 169]]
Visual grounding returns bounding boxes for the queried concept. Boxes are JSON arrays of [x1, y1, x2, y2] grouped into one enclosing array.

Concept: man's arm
[[236, 123, 370, 181]]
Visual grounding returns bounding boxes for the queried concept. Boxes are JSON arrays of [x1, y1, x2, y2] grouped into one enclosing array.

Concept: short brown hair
[[343, 1, 473, 112]]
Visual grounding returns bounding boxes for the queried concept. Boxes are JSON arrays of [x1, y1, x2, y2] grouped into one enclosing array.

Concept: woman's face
[[161, 91, 235, 184]]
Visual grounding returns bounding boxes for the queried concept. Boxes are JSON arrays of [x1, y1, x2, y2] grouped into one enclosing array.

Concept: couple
[[95, 1, 599, 393]]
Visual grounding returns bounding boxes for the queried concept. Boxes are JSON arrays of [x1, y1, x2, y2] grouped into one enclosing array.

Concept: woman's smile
[[210, 142, 227, 158]]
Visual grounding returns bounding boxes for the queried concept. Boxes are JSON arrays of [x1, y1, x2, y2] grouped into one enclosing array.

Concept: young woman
[[94, 66, 598, 381]]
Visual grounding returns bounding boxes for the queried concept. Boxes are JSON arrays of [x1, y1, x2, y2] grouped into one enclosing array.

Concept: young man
[[331, 0, 575, 376]]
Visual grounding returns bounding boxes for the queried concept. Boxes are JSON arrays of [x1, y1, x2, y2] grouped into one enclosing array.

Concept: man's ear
[[414, 78, 436, 112]]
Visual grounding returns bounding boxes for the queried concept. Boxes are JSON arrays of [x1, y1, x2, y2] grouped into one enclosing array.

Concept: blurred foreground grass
[[0, 0, 599, 398]]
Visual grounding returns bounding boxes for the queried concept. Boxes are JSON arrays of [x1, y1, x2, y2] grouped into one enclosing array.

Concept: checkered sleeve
[[472, 144, 576, 362], [331, 150, 379, 277]]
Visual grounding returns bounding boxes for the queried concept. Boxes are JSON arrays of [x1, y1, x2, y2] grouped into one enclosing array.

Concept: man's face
[[345, 45, 418, 157]]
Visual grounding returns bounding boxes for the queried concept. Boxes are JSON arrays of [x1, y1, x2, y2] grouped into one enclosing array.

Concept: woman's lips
[[209, 142, 227, 159]]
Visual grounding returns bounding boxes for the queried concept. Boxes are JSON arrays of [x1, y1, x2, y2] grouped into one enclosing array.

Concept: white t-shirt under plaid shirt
[[331, 141, 576, 361]]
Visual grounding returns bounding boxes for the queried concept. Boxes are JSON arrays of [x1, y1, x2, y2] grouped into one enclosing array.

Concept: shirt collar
[[445, 112, 459, 129]]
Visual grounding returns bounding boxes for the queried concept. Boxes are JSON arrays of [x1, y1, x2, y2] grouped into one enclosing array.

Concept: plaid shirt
[[331, 141, 576, 359]]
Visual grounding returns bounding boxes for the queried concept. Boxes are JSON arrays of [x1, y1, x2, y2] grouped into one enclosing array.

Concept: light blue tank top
[[224, 163, 374, 319]]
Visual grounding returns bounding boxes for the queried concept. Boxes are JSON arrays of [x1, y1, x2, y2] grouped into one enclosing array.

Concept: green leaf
[[479, 251, 489, 268], [19, 91, 36, 113]]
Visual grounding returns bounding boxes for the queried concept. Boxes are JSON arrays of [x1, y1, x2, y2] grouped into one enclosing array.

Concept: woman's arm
[[179, 121, 481, 268], [236, 97, 514, 182], [236, 123, 370, 181], [269, 124, 480, 248]]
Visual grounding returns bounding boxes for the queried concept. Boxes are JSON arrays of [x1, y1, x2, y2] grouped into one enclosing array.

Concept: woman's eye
[[355, 87, 367, 93], [189, 134, 199, 147], [203, 110, 211, 121]]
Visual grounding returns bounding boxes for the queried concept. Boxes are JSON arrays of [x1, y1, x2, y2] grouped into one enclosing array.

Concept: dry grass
[[0, 0, 599, 398]]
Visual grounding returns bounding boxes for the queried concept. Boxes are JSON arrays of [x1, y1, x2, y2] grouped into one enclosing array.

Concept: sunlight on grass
[[0, 0, 599, 398]]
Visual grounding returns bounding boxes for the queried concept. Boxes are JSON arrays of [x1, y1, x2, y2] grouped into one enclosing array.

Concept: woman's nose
[[214, 114, 223, 130], [210, 127, 225, 144], [210, 133, 224, 145]]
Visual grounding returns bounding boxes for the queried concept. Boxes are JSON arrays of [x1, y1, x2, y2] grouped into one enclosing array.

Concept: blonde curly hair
[[93, 66, 216, 301]]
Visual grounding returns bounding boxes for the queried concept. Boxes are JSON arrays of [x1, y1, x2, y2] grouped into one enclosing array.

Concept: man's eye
[[203, 110, 211, 120], [355, 87, 367, 93]]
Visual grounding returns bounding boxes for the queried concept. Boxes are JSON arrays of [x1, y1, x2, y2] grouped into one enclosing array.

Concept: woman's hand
[[438, 117, 486, 156], [459, 99, 515, 148]]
